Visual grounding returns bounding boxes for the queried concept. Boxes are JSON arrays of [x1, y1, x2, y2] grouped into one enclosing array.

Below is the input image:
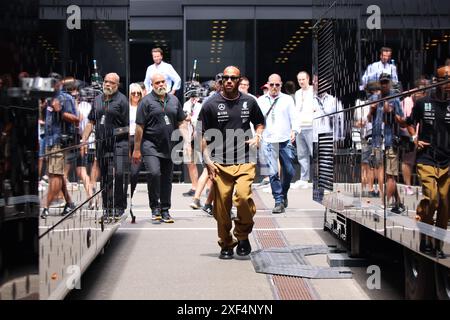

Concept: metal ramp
[[250, 245, 353, 279]]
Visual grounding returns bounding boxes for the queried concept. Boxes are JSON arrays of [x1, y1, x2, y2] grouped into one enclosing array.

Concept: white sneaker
[[292, 180, 308, 189]]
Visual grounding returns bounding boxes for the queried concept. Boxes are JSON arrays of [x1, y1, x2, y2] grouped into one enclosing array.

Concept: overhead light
[[283, 57, 288, 60], [213, 20, 219, 24], [293, 36, 297, 39], [304, 21, 310, 24], [212, 35, 217, 38], [213, 30, 217, 34], [221, 26, 226, 29], [280, 51, 284, 53], [219, 35, 224, 38], [212, 39, 216, 42], [300, 26, 305, 29], [289, 40, 293, 43], [296, 40, 301, 43], [211, 50, 215, 53], [221, 21, 227, 24], [219, 40, 223, 42], [213, 26, 218, 29], [220, 31, 225, 34], [432, 39, 438, 42]]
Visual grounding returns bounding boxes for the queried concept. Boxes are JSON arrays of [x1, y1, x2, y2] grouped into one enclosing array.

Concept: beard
[[103, 85, 117, 96], [155, 86, 167, 96]]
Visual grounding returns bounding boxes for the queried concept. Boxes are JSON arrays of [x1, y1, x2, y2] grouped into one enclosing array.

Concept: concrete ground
[[67, 183, 404, 300]]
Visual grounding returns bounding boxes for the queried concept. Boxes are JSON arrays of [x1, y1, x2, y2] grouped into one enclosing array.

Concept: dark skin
[[201, 66, 264, 179]]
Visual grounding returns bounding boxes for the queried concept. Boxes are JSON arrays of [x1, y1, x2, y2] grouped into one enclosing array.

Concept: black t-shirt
[[88, 91, 129, 150], [196, 92, 265, 164], [136, 91, 185, 158], [407, 96, 450, 168]]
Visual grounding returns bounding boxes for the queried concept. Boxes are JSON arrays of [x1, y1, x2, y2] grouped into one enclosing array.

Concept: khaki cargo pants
[[212, 163, 256, 250]]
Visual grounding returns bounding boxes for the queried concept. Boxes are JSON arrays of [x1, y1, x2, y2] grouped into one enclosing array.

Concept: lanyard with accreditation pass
[[160, 97, 171, 125]]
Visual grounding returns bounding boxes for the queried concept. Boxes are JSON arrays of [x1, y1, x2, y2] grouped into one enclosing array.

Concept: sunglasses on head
[[222, 75, 240, 81], [268, 83, 281, 87]]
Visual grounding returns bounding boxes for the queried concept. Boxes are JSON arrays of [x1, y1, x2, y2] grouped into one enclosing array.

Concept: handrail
[[313, 78, 450, 120], [40, 126, 129, 157]]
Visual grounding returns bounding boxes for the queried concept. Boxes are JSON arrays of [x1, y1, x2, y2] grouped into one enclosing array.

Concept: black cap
[[379, 73, 391, 82]]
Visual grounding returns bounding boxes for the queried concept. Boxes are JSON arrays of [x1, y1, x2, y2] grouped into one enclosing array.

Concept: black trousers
[[141, 154, 174, 211], [98, 140, 128, 211]]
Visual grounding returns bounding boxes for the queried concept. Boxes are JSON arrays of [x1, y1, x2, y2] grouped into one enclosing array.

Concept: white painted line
[[129, 208, 325, 212], [118, 227, 323, 231]]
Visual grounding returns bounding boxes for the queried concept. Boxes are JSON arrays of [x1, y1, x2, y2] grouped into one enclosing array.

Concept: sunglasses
[[131, 92, 141, 96], [268, 83, 281, 87], [222, 75, 240, 81]]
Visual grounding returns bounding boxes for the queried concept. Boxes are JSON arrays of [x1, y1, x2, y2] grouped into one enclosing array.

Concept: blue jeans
[[295, 128, 313, 181], [263, 140, 296, 203]]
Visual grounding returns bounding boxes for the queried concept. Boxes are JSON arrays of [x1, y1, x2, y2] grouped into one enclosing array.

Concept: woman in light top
[[129, 83, 145, 207]]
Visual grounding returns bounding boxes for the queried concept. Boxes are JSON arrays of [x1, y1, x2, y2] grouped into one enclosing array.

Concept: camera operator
[[81, 73, 129, 219], [41, 73, 79, 218]]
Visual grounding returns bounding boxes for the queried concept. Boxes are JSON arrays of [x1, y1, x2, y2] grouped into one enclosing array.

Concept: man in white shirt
[[361, 47, 398, 90], [293, 71, 314, 189], [257, 74, 299, 213], [143, 47, 181, 95]]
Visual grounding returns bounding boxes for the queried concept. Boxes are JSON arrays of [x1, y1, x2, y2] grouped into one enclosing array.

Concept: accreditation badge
[[164, 115, 171, 125]]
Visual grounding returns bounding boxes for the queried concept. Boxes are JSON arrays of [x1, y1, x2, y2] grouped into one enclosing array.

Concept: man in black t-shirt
[[132, 73, 186, 223], [196, 66, 265, 259], [82, 72, 129, 219], [407, 65, 450, 257]]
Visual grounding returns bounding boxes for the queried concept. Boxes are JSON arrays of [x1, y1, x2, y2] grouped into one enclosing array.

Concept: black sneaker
[[190, 198, 202, 209], [62, 202, 75, 216], [202, 204, 213, 216], [151, 208, 162, 223], [391, 203, 406, 214], [114, 209, 124, 221], [236, 239, 252, 256], [272, 203, 285, 214], [419, 239, 433, 253], [182, 189, 196, 197], [41, 207, 49, 219], [161, 211, 174, 223], [219, 248, 234, 260]]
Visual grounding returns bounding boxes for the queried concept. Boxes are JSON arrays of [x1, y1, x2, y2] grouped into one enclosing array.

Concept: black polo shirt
[[88, 90, 129, 149], [136, 91, 185, 158], [197, 92, 265, 164], [407, 95, 450, 168]]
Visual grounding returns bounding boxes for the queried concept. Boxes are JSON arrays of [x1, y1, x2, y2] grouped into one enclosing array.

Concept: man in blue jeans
[[257, 74, 299, 213]]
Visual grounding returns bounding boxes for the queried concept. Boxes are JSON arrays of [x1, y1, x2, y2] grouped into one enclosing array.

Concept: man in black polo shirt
[[407, 65, 450, 258], [132, 73, 186, 223], [81, 72, 129, 219], [197, 66, 265, 259]]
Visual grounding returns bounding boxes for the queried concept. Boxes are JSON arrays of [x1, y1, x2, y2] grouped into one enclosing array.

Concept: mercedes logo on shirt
[[218, 103, 226, 111]]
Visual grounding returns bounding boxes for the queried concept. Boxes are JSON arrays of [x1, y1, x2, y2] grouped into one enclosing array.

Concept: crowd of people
[[34, 45, 450, 259]]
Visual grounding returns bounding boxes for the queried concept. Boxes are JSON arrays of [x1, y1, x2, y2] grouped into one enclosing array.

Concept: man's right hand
[[132, 149, 142, 164], [205, 162, 218, 180]]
